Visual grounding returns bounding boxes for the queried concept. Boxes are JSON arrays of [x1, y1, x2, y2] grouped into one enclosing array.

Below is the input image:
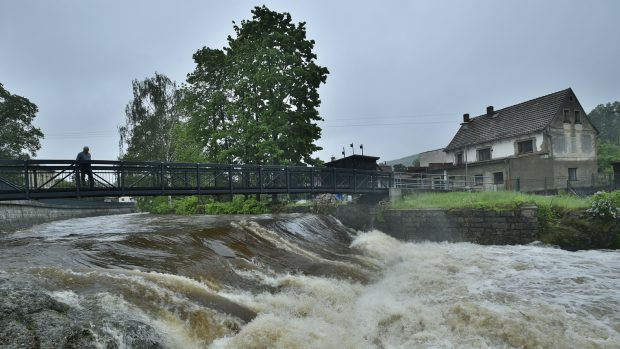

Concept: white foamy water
[[211, 231, 620, 349], [3, 214, 619, 348]]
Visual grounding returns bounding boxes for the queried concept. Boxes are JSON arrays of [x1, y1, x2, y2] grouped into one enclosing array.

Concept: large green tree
[[596, 141, 620, 174], [184, 48, 233, 163], [119, 73, 184, 162], [589, 102, 620, 145], [185, 6, 328, 165], [587, 101, 620, 173], [0, 83, 44, 159]]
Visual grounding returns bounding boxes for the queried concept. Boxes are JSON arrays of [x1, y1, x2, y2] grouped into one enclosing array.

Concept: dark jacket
[[76, 151, 91, 166]]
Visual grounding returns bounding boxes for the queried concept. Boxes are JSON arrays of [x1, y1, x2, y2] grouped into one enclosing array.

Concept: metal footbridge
[[0, 160, 393, 200]]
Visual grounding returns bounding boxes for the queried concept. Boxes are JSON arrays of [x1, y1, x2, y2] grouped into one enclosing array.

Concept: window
[[477, 148, 491, 161], [456, 153, 463, 165], [568, 168, 577, 181], [563, 109, 570, 123], [574, 110, 581, 124], [474, 174, 484, 186], [493, 172, 504, 184], [517, 140, 534, 154]]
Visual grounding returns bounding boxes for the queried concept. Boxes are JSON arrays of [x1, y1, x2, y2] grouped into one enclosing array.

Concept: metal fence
[[0, 160, 393, 200], [393, 172, 615, 194]]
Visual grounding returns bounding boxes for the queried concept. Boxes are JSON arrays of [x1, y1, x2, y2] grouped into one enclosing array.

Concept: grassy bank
[[391, 191, 619, 250], [390, 191, 591, 210]]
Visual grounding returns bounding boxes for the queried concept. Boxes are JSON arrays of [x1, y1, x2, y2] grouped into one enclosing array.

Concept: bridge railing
[[0, 160, 393, 200]]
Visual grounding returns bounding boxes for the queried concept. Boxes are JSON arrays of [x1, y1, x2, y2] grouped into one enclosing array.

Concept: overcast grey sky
[[1, 0, 619, 163]]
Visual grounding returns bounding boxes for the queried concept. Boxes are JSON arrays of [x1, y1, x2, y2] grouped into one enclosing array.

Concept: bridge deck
[[0, 160, 392, 200]]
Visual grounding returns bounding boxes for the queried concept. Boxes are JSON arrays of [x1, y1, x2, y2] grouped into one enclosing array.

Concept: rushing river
[[0, 213, 619, 348]]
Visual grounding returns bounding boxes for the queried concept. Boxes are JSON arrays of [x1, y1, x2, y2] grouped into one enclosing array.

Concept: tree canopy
[[589, 102, 620, 145], [185, 5, 328, 165], [0, 83, 44, 159], [393, 163, 406, 172], [588, 101, 620, 173], [119, 73, 184, 162]]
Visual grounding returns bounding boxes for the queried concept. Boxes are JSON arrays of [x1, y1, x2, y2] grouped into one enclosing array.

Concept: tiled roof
[[445, 88, 572, 150]]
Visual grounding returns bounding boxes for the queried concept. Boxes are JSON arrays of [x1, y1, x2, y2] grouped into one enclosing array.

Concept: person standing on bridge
[[76, 146, 94, 189]]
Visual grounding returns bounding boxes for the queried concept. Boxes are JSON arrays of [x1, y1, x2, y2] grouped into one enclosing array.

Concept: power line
[[322, 120, 458, 128], [325, 112, 461, 121]]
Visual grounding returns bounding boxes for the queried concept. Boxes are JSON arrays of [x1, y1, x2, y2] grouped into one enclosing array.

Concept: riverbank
[[0, 199, 137, 232], [311, 191, 619, 250], [1, 213, 618, 348], [386, 191, 619, 250], [132, 192, 620, 250]]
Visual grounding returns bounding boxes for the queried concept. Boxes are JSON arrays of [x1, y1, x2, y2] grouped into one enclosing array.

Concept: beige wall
[[419, 149, 449, 166]]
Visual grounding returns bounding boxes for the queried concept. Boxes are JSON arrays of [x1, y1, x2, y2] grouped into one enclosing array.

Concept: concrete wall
[[373, 206, 539, 245], [547, 93, 597, 160], [0, 200, 137, 232], [284, 202, 540, 245]]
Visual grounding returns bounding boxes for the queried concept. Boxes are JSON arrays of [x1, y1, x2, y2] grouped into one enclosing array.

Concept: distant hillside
[[384, 153, 419, 166]]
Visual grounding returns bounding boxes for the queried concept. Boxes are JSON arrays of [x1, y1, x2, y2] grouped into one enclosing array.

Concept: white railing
[[393, 172, 513, 191]]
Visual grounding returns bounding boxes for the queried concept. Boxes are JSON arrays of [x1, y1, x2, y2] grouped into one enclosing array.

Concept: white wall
[[446, 132, 544, 164]]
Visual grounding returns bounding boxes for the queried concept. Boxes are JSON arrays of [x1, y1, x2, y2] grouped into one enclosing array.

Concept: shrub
[[587, 191, 620, 220], [205, 196, 268, 214], [137, 196, 175, 214], [138, 195, 269, 215], [172, 196, 199, 215]]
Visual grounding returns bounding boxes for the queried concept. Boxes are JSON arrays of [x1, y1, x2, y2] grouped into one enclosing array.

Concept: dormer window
[[456, 153, 463, 165], [477, 148, 491, 161], [517, 139, 534, 155], [563, 109, 570, 123], [574, 110, 581, 124]]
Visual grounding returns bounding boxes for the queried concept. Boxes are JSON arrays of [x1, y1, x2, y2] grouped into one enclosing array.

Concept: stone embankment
[[373, 206, 539, 245], [0, 200, 136, 232], [284, 203, 540, 245]]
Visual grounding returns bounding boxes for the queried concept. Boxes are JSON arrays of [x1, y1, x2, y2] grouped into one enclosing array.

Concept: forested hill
[[384, 153, 419, 166]]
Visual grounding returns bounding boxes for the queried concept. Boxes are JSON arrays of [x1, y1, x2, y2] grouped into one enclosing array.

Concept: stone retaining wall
[[374, 206, 539, 245], [0, 200, 137, 232]]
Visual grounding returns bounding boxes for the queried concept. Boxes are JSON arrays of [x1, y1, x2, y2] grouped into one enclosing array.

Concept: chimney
[[462, 113, 470, 123], [487, 106, 494, 117]]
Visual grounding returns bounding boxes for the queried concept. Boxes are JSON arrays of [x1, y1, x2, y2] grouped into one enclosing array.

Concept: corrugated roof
[[445, 88, 572, 150]]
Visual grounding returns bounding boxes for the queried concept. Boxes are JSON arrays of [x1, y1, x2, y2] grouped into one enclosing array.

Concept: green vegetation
[[184, 5, 327, 165], [391, 191, 618, 250], [587, 190, 620, 220], [589, 101, 620, 174], [118, 6, 327, 166], [596, 142, 620, 174], [0, 82, 44, 159], [137, 195, 269, 215], [118, 73, 189, 162], [391, 191, 590, 210], [588, 101, 620, 145]]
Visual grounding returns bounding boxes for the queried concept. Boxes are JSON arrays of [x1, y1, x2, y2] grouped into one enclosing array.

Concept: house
[[435, 88, 598, 192]]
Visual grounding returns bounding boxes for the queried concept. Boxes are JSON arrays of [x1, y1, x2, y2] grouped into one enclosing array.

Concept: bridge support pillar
[[389, 188, 402, 202]]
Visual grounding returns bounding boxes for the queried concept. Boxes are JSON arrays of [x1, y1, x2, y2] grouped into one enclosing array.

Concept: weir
[[1, 213, 618, 348], [0, 199, 136, 232]]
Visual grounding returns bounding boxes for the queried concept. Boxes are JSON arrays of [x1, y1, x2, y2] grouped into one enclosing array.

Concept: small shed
[[613, 162, 620, 188], [324, 155, 381, 171]]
